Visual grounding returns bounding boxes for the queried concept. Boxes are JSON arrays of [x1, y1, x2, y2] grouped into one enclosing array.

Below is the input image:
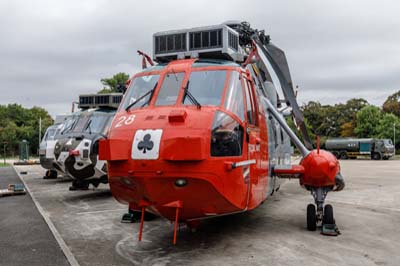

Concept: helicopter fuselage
[[103, 59, 276, 221]]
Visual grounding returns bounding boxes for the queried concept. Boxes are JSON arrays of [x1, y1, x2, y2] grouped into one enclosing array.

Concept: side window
[[155, 72, 185, 106], [210, 111, 244, 157], [243, 76, 257, 125], [224, 71, 245, 121], [45, 128, 56, 140]]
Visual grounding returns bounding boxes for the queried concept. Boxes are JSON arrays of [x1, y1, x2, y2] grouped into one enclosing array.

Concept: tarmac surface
[[6, 159, 400, 266], [0, 167, 69, 266]]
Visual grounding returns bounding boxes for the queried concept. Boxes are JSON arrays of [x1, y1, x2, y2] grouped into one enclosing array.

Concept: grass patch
[[393, 154, 400, 160], [0, 162, 10, 167]]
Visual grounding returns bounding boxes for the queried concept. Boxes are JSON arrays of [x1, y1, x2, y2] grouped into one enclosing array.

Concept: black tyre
[[323, 204, 334, 225], [43, 170, 51, 179], [70, 180, 89, 191], [44, 170, 57, 179], [129, 210, 157, 221], [307, 204, 317, 231], [91, 179, 100, 188], [50, 170, 58, 178], [332, 151, 340, 159], [372, 153, 381, 160], [340, 152, 348, 160]]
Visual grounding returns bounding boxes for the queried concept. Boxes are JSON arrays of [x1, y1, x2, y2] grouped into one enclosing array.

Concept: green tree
[[302, 101, 329, 136], [27, 107, 54, 152], [0, 121, 18, 157], [302, 98, 367, 138], [354, 106, 382, 138], [382, 90, 400, 117], [99, 72, 129, 93], [337, 98, 368, 137], [286, 116, 316, 148], [377, 113, 400, 145], [0, 104, 53, 156], [340, 122, 354, 137]]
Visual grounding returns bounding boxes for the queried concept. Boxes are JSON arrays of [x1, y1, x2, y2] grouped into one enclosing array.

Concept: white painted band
[[234, 159, 256, 168]]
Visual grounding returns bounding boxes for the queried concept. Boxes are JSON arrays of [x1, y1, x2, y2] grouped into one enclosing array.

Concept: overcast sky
[[0, 0, 399, 117]]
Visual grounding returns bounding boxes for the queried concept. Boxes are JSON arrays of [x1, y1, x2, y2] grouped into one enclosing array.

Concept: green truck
[[325, 138, 395, 160]]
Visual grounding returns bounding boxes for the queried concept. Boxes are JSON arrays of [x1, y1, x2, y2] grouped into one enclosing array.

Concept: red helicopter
[[100, 21, 345, 244]]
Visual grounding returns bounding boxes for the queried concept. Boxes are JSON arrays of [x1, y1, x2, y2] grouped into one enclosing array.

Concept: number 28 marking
[[115, 115, 135, 128]]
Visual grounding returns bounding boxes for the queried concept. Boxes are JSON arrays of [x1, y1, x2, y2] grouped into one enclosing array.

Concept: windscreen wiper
[[125, 82, 158, 111], [183, 81, 201, 109], [85, 120, 92, 134], [61, 120, 76, 135]]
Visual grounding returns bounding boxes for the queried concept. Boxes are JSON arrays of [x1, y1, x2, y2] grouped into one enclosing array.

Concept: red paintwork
[[101, 58, 340, 228], [300, 150, 339, 187], [137, 50, 154, 69], [69, 149, 80, 156], [272, 149, 339, 188], [99, 139, 130, 161]]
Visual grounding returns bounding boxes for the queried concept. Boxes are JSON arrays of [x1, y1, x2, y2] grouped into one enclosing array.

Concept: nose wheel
[[307, 187, 340, 236], [306, 204, 317, 231], [323, 204, 334, 225]]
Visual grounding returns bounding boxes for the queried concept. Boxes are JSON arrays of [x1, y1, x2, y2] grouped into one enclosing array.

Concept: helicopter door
[[242, 75, 261, 186]]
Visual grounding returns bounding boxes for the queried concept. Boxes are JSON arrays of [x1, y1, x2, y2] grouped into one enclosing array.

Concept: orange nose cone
[[300, 150, 339, 187]]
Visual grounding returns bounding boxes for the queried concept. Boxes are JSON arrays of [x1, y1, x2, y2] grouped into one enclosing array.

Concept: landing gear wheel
[[50, 170, 58, 178], [91, 179, 100, 188], [323, 204, 334, 225], [307, 204, 317, 231], [121, 211, 141, 223], [121, 210, 157, 223], [43, 169, 58, 179], [69, 180, 89, 191], [321, 204, 340, 236], [99, 175, 109, 184]]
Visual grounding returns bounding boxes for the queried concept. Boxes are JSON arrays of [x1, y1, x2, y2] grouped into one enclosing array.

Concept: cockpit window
[[44, 128, 56, 141], [121, 75, 160, 110], [183, 70, 227, 106], [61, 116, 78, 134], [224, 71, 245, 121], [72, 115, 90, 133], [384, 139, 393, 146], [155, 72, 185, 106], [83, 114, 110, 134]]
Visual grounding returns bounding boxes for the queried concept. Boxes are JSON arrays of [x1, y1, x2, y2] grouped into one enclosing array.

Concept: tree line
[[0, 73, 129, 158], [300, 91, 400, 149], [0, 104, 53, 157]]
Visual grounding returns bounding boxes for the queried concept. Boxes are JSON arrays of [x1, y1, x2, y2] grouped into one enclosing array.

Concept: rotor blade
[[254, 39, 313, 150]]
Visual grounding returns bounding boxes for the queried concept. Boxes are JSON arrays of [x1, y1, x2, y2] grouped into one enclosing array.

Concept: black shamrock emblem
[[137, 133, 154, 154]]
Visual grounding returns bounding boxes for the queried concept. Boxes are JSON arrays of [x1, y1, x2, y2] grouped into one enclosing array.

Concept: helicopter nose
[[161, 135, 206, 161]]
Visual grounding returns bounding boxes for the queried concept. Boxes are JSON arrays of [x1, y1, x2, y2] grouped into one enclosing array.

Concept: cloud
[[0, 0, 399, 116]]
